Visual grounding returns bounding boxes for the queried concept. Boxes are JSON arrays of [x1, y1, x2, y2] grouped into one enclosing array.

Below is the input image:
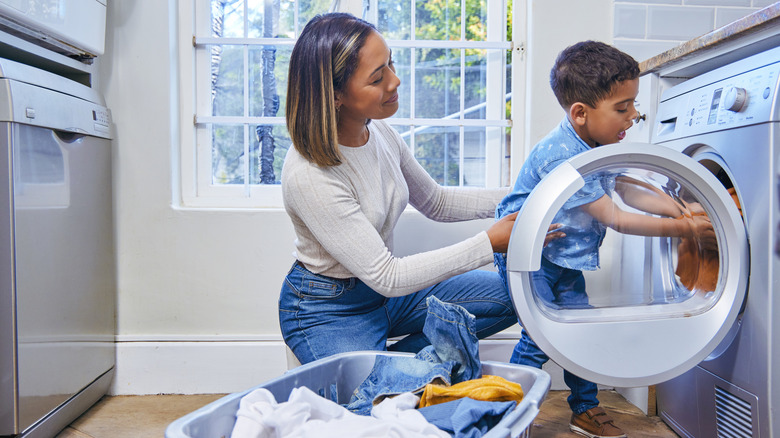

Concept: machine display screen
[[708, 88, 722, 124]]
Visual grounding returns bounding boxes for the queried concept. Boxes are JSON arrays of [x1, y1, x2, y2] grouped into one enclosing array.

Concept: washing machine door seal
[[506, 142, 748, 387]]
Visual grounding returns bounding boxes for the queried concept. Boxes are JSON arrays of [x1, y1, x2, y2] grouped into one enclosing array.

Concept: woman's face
[[336, 31, 400, 123]]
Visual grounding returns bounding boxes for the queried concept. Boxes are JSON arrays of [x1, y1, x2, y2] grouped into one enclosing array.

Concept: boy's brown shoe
[[569, 407, 627, 438]]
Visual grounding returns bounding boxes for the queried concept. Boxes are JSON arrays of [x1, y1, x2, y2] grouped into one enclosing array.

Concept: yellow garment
[[418, 375, 524, 408]]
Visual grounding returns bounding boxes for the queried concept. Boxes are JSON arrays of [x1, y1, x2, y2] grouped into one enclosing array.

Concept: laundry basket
[[165, 351, 551, 438]]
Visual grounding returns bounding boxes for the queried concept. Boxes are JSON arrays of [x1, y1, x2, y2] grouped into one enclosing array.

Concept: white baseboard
[[110, 337, 290, 395], [110, 336, 569, 396]]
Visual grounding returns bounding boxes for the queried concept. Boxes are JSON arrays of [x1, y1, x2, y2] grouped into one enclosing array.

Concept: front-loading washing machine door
[[506, 142, 748, 387]]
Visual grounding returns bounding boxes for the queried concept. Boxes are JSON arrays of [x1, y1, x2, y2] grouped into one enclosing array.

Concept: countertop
[[639, 2, 780, 76]]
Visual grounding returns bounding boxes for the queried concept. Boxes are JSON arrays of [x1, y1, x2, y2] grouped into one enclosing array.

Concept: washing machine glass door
[[506, 143, 747, 387]]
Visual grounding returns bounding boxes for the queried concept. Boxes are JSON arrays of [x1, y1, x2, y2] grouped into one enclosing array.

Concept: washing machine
[[651, 45, 780, 438], [505, 45, 780, 436]]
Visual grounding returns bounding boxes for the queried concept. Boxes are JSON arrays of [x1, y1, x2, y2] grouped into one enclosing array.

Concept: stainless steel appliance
[[0, 57, 114, 437], [504, 43, 780, 437], [651, 45, 780, 438], [0, 0, 106, 59]]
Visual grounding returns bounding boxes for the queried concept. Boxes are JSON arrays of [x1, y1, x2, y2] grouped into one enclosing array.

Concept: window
[[180, 0, 521, 208]]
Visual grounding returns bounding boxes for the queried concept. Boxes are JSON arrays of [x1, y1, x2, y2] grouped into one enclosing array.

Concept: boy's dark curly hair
[[550, 41, 639, 108]]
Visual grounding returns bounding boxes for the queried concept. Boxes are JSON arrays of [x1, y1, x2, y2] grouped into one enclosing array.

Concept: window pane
[[377, 0, 411, 40], [277, 1, 297, 38], [465, 0, 488, 41], [415, 127, 460, 186], [296, 0, 332, 32], [462, 126, 488, 186], [416, 0, 462, 41], [391, 47, 412, 119], [415, 48, 461, 119], [464, 49, 486, 120], [246, 0, 265, 38], [212, 45, 244, 117], [242, 0, 298, 38], [214, 0, 245, 38], [248, 45, 291, 118], [212, 124, 245, 184], [251, 124, 290, 184]]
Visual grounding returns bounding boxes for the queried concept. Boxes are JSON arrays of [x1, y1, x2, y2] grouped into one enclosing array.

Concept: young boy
[[494, 41, 713, 438]]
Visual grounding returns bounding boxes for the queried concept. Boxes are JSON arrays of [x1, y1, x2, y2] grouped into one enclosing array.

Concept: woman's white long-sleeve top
[[281, 119, 507, 297]]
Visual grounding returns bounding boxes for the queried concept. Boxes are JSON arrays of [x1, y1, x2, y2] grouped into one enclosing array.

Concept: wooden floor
[[56, 390, 680, 437], [530, 390, 679, 437]]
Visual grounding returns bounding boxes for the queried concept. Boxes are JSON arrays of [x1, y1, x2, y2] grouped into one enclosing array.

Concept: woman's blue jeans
[[510, 258, 599, 415], [279, 261, 517, 365]]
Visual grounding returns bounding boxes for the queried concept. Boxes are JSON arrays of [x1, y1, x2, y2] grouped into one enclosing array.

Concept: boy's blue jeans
[[279, 261, 517, 365], [508, 257, 599, 415]]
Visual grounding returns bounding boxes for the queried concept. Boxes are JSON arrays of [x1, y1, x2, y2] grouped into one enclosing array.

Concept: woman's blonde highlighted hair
[[286, 13, 377, 167]]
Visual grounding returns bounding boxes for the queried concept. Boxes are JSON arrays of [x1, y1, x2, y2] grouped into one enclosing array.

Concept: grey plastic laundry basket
[[165, 351, 551, 438]]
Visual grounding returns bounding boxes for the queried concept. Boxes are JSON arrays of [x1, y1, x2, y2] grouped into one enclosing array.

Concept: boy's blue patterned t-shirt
[[496, 118, 615, 271]]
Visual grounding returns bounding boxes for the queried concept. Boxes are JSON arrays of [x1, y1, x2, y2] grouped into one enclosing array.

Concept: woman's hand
[[487, 212, 518, 253], [488, 213, 566, 253], [545, 223, 566, 246]]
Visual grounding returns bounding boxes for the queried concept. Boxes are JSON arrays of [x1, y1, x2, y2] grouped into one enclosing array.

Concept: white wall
[[100, 1, 294, 394], [523, 0, 613, 156], [98, 0, 763, 395]]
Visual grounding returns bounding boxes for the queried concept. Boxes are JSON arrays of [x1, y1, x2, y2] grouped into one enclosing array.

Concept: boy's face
[[577, 78, 640, 147]]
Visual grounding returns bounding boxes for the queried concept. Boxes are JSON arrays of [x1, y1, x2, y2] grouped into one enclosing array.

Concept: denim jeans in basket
[[345, 295, 484, 415], [278, 261, 517, 365]]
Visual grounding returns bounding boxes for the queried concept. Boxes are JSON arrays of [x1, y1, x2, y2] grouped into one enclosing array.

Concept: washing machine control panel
[[655, 61, 780, 141]]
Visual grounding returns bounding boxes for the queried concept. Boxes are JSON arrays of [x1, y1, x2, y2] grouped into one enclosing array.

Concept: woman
[[279, 12, 553, 364]]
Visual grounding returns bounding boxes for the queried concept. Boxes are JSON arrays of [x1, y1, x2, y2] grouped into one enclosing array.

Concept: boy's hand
[[678, 213, 718, 252], [690, 214, 718, 252]]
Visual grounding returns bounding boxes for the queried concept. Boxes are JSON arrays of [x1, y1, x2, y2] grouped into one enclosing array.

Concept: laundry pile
[[230, 296, 525, 438]]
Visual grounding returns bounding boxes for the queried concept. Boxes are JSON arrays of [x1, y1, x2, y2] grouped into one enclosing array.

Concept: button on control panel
[[92, 107, 111, 134], [92, 108, 111, 125]]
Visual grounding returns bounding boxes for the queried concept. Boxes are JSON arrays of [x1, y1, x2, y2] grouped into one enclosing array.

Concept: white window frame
[[177, 0, 526, 208]]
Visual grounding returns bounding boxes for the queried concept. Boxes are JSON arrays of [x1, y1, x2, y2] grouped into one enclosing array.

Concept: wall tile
[[612, 0, 764, 63], [716, 7, 759, 27], [684, 0, 751, 5], [615, 5, 647, 38], [613, 39, 683, 63], [648, 6, 715, 40]]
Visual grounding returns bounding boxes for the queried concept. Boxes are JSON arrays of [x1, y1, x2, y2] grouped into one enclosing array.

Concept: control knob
[[723, 87, 748, 112]]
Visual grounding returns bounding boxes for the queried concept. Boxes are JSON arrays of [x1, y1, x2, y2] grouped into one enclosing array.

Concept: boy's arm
[[581, 194, 709, 238], [613, 176, 683, 218]]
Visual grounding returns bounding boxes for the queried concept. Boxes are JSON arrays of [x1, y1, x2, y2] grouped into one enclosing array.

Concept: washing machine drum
[[505, 143, 748, 387]]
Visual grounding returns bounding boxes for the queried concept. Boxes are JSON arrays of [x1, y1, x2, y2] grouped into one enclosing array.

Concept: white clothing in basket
[[230, 386, 448, 438]]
